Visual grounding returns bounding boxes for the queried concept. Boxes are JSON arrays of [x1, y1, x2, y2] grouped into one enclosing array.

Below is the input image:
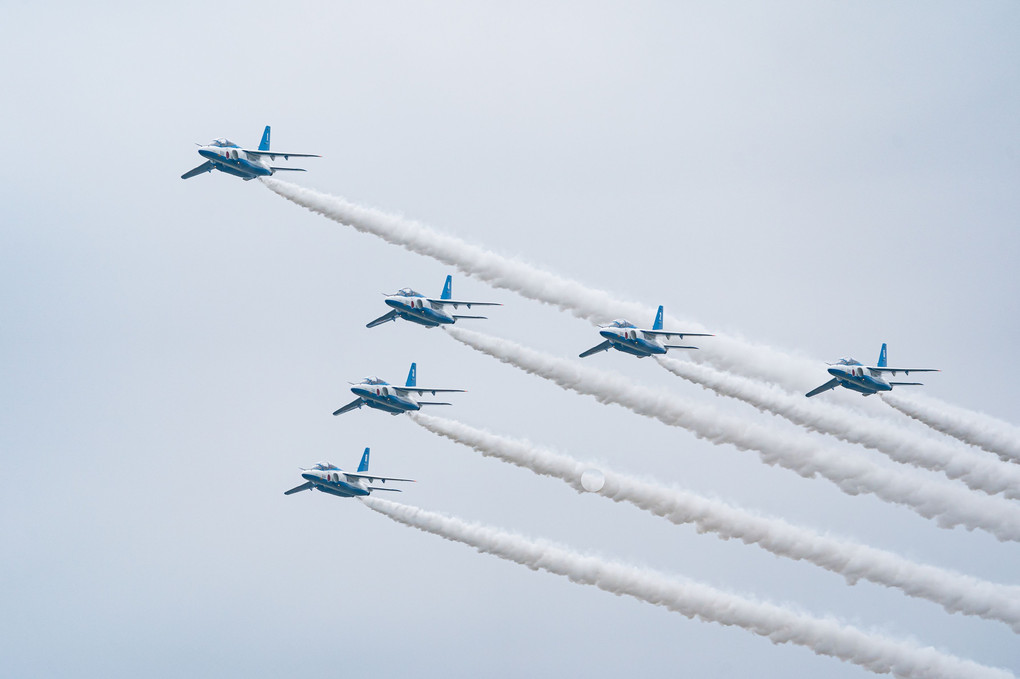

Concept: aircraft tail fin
[[406, 362, 417, 388], [358, 447, 370, 473], [652, 305, 664, 331], [441, 275, 453, 300], [259, 125, 271, 151], [878, 343, 888, 368]]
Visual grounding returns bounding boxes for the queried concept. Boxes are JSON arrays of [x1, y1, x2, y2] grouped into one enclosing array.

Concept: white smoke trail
[[261, 177, 824, 389], [883, 392, 1020, 465], [363, 497, 1015, 679], [444, 326, 1020, 542], [410, 412, 1020, 631], [655, 357, 1020, 500]]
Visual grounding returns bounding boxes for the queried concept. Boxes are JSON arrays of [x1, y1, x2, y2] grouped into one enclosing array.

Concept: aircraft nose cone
[[351, 387, 370, 398], [198, 148, 217, 160], [384, 298, 399, 309], [599, 329, 615, 340], [301, 472, 317, 482], [827, 367, 842, 377]]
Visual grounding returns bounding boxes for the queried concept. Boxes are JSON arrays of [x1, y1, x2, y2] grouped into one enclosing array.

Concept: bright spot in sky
[[580, 468, 605, 493]]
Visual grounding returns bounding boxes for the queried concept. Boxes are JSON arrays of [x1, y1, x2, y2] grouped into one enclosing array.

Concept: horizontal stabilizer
[[579, 340, 613, 358], [368, 487, 403, 492], [452, 315, 487, 320], [805, 378, 840, 398], [333, 398, 364, 416], [284, 481, 314, 495], [181, 161, 214, 179], [269, 167, 307, 172], [416, 401, 453, 407], [889, 382, 924, 387], [664, 345, 700, 350], [366, 310, 399, 328]]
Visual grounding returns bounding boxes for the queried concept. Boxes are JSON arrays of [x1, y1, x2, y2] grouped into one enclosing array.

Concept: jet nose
[[301, 472, 317, 482], [827, 367, 843, 377], [198, 148, 218, 160], [599, 329, 615, 340], [384, 298, 399, 309]]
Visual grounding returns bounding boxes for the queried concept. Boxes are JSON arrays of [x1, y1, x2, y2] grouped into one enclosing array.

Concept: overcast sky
[[2, 2, 1018, 677]]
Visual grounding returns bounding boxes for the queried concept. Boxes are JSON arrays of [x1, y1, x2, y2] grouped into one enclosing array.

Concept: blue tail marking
[[357, 447, 370, 473], [878, 343, 888, 368], [258, 126, 271, 151], [441, 275, 453, 300], [652, 305, 664, 331], [406, 362, 417, 387]]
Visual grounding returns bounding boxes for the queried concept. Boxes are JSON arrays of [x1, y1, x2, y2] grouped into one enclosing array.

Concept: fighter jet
[[333, 362, 465, 416], [366, 275, 501, 329], [284, 448, 414, 498], [181, 125, 319, 181], [805, 343, 939, 397], [579, 305, 712, 359]]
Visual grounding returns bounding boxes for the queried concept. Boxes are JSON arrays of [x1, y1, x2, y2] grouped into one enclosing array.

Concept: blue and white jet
[[805, 343, 939, 397], [333, 362, 465, 416], [181, 125, 319, 181], [579, 305, 712, 359], [366, 275, 501, 329], [284, 448, 414, 498]]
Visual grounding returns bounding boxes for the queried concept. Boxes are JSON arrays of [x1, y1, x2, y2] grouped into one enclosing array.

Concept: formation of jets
[[182, 128, 941, 500]]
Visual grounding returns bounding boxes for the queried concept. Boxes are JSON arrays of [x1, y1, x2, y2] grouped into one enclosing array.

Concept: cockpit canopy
[[396, 288, 423, 298], [835, 357, 862, 366], [208, 138, 240, 148], [361, 376, 388, 385], [312, 462, 338, 471], [607, 319, 636, 329]]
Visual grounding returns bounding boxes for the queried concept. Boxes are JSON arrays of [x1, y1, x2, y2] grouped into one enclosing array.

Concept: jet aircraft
[[284, 448, 414, 498], [805, 343, 939, 397], [333, 362, 465, 416], [181, 125, 319, 181], [367, 275, 501, 328], [579, 305, 712, 359]]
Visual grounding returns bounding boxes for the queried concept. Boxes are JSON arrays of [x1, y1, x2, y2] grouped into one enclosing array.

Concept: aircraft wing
[[805, 378, 840, 398], [427, 298, 502, 307], [284, 481, 314, 495], [243, 150, 321, 158], [366, 310, 399, 328], [870, 367, 940, 375], [889, 381, 925, 386], [392, 387, 466, 395], [641, 330, 714, 338], [579, 340, 613, 358], [181, 161, 215, 179], [332, 397, 365, 416], [344, 472, 416, 483]]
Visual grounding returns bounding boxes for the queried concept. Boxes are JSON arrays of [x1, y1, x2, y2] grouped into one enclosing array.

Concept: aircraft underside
[[314, 482, 369, 498], [612, 340, 664, 358], [363, 398, 418, 414]]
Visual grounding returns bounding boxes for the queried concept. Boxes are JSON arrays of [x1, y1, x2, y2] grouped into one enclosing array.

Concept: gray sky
[[2, 2, 1018, 677]]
